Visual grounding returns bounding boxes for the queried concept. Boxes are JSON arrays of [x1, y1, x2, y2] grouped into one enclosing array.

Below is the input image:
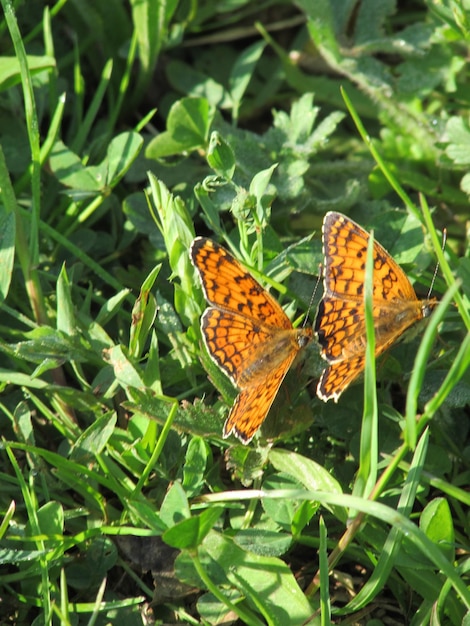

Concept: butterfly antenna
[[302, 263, 323, 328], [426, 228, 447, 300]]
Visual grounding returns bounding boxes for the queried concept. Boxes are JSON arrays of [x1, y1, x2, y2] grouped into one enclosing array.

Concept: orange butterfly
[[191, 237, 313, 444], [315, 211, 437, 402]]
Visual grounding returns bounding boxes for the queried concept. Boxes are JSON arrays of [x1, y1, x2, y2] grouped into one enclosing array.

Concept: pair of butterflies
[[190, 211, 437, 444]]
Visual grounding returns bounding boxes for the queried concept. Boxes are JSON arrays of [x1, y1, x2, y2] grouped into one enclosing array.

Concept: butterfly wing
[[223, 354, 298, 443], [201, 308, 283, 385], [315, 298, 366, 362], [317, 355, 366, 402], [316, 212, 432, 402], [191, 237, 292, 328], [321, 211, 418, 304]]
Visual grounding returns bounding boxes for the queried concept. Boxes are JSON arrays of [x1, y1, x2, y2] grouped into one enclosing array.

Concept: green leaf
[[0, 55, 55, 91], [420, 498, 455, 563], [95, 289, 131, 327], [249, 163, 277, 200], [272, 92, 319, 144], [268, 449, 346, 522], [229, 40, 265, 121], [300, 0, 342, 64], [146, 97, 214, 158], [38, 501, 64, 534], [182, 437, 210, 497], [129, 264, 161, 358], [0, 210, 15, 303], [206, 131, 235, 179], [262, 473, 307, 530], [166, 60, 227, 106], [56, 264, 75, 336], [104, 131, 143, 186], [6, 327, 93, 366], [200, 531, 315, 624], [231, 529, 292, 557], [13, 402, 35, 446], [70, 412, 117, 463], [130, 0, 177, 103], [160, 481, 191, 528], [163, 507, 224, 550], [49, 140, 103, 192], [250, 163, 277, 225], [103, 345, 144, 389], [445, 116, 470, 164], [354, 0, 397, 47]]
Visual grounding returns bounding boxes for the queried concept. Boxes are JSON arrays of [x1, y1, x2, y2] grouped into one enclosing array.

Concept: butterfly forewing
[[201, 308, 294, 386], [191, 237, 292, 328]]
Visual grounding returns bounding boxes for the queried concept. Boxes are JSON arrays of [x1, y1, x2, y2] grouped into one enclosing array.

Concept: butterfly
[[190, 237, 313, 443], [315, 211, 437, 402]]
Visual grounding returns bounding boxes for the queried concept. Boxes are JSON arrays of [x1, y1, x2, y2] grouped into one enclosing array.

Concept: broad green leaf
[[70, 412, 117, 463], [146, 97, 214, 158], [420, 498, 455, 563], [166, 60, 227, 107], [49, 140, 103, 192], [249, 163, 277, 200], [13, 402, 34, 446], [262, 473, 308, 530], [206, 131, 235, 179], [103, 345, 144, 389], [182, 436, 210, 497], [105, 131, 143, 185], [445, 117, 470, 164], [32, 501, 64, 543], [160, 482, 191, 528], [268, 448, 345, 521], [201, 531, 315, 624], [231, 529, 292, 557], [0, 55, 55, 91], [163, 507, 224, 550]]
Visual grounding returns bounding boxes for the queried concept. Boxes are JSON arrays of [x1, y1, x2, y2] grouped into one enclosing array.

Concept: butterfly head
[[422, 298, 438, 319]]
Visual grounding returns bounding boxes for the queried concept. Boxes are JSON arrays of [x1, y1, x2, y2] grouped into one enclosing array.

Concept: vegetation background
[[0, 0, 469, 624]]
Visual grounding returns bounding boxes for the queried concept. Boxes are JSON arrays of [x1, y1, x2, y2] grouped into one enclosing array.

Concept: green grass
[[0, 1, 469, 625]]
